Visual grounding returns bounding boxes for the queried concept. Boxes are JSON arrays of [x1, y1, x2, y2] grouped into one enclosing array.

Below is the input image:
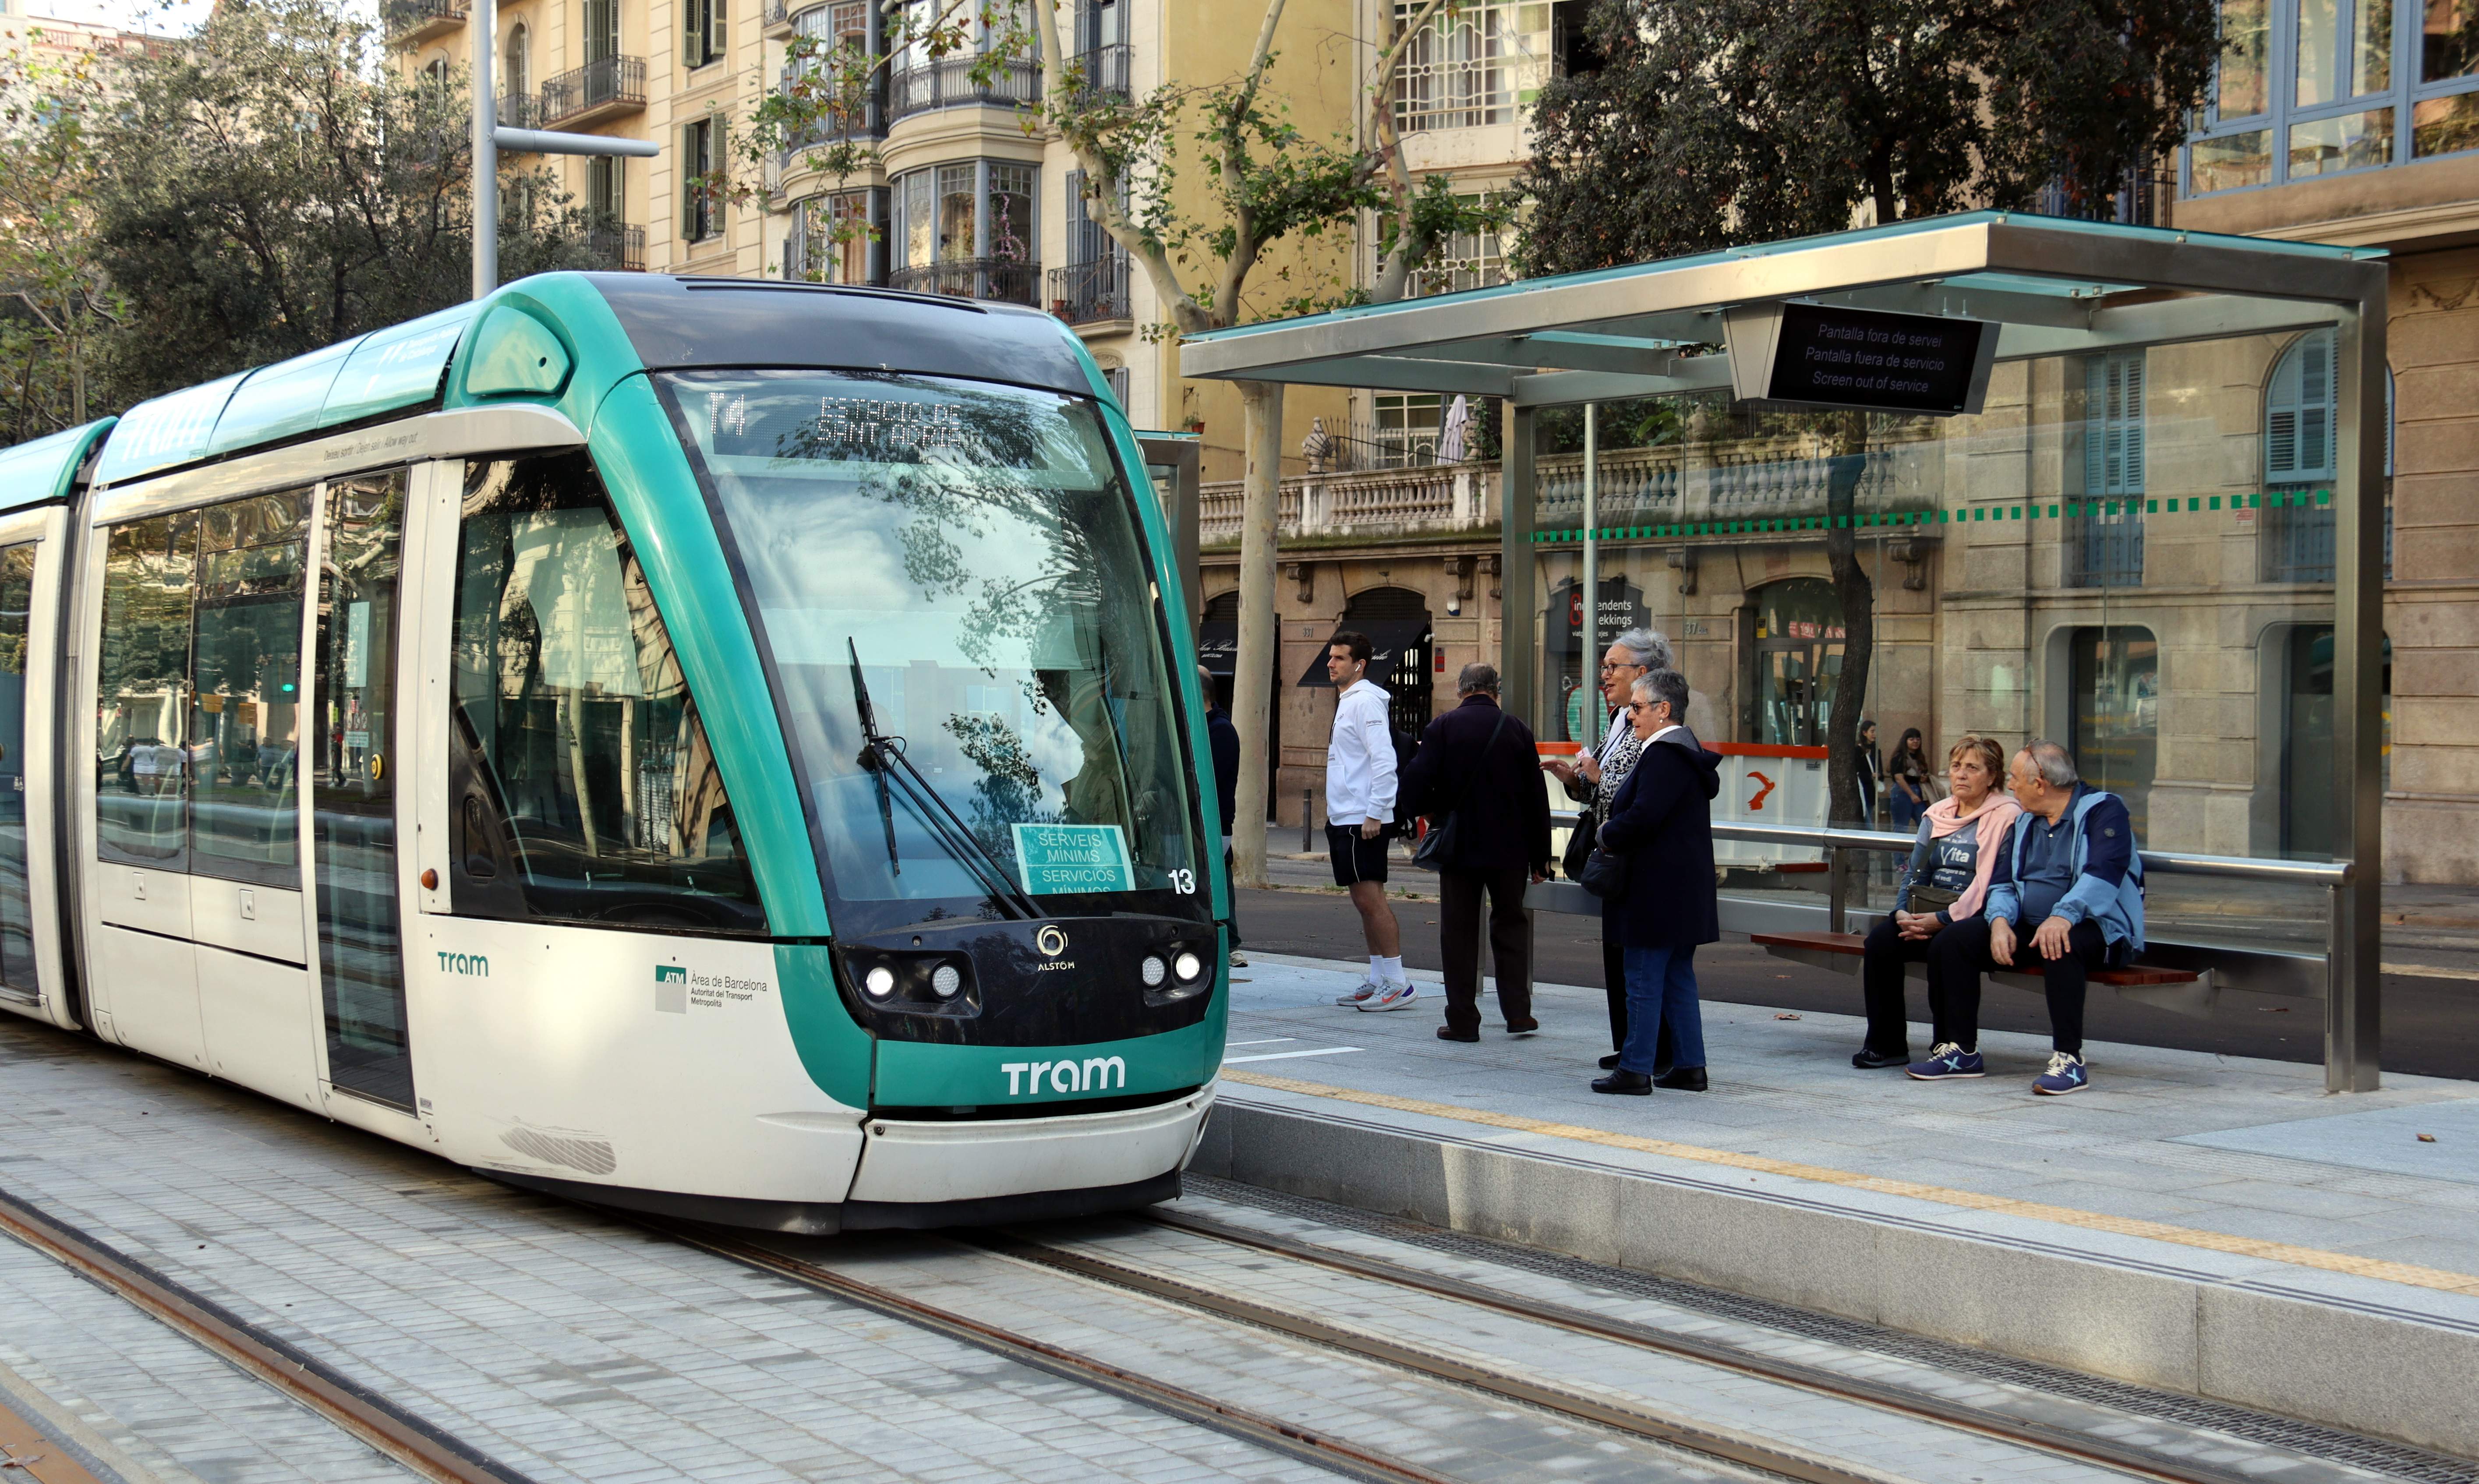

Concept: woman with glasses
[[1542, 625, 1681, 1070]]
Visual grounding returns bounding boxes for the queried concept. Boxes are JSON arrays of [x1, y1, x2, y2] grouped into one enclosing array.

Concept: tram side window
[[190, 491, 308, 887], [449, 452, 766, 934], [96, 512, 199, 869]]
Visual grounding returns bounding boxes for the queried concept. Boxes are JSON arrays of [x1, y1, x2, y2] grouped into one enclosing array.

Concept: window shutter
[[681, 124, 701, 239], [2085, 351, 2145, 497], [2118, 355, 2143, 494], [2084, 356, 2105, 495], [712, 0, 725, 56], [2265, 329, 2336, 483], [686, 0, 705, 66]]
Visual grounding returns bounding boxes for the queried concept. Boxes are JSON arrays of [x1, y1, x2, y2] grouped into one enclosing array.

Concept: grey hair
[[1456, 661, 1501, 696], [1631, 668, 1691, 719], [1608, 626, 1673, 671], [2020, 738, 2080, 788]]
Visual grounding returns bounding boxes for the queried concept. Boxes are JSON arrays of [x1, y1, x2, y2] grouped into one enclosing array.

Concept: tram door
[[0, 510, 69, 1028]]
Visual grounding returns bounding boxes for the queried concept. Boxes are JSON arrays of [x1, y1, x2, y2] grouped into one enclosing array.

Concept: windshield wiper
[[847, 640, 1042, 920]]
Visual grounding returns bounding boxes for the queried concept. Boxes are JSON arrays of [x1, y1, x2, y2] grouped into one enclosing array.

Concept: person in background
[[1910, 740, 2145, 1096], [1852, 735, 2019, 1069], [1323, 631, 1412, 1011], [1400, 663, 1551, 1043], [1888, 727, 1931, 830], [1200, 665, 1245, 968], [1542, 625, 1685, 1072], [1590, 668, 1720, 1095], [1856, 719, 1881, 827]]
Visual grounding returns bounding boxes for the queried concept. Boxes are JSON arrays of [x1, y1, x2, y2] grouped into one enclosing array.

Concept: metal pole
[[1301, 788, 1312, 854], [1827, 846, 1848, 934], [1501, 399, 1538, 730], [2329, 286, 2387, 1092], [1581, 403, 1598, 738], [472, 0, 498, 300]]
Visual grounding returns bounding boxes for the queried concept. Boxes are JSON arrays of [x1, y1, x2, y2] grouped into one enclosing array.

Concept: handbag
[[1579, 843, 1630, 900], [1413, 710, 1508, 870], [1560, 808, 1598, 880], [1905, 883, 1962, 916]]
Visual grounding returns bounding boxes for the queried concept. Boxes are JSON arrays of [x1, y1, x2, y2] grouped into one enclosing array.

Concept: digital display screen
[[1765, 304, 1987, 414]]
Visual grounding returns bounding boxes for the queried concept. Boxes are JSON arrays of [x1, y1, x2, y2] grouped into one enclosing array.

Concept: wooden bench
[[1750, 929, 2213, 1016]]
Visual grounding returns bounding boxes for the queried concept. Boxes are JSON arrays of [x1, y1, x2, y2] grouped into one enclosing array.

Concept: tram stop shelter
[[1181, 212, 2393, 1092]]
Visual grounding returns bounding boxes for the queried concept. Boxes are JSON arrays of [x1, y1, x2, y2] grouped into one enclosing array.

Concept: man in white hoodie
[[1324, 631, 1413, 1010]]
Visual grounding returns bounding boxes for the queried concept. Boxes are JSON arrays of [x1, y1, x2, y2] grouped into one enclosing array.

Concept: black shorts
[[1328, 823, 1390, 886]]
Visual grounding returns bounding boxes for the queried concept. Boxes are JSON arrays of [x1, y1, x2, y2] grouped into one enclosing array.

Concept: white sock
[[1368, 955, 1385, 981], [1377, 955, 1404, 983]]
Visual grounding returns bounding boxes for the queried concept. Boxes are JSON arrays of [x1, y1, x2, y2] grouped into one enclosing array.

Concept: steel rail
[[0, 1184, 535, 1484], [965, 1230, 1908, 1484], [1114, 1207, 2299, 1484], [637, 1218, 1468, 1484]]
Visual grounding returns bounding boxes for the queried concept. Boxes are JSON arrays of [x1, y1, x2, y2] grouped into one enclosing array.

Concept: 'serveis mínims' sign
[[1012, 823, 1135, 894]]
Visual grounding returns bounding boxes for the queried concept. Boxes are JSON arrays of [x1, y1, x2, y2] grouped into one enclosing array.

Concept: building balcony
[[764, 0, 794, 35], [888, 55, 1041, 120], [774, 71, 888, 156], [887, 257, 1038, 306], [496, 91, 542, 131], [385, 0, 466, 44], [1067, 44, 1128, 102], [541, 56, 647, 128], [1048, 255, 1130, 326], [588, 223, 646, 272]]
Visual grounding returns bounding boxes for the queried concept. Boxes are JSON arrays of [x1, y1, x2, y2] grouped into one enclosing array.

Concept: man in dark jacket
[[1591, 668, 1722, 1094], [1399, 663, 1551, 1042], [1200, 666, 1244, 967]]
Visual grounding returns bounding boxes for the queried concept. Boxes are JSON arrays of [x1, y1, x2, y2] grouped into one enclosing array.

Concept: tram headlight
[[1139, 954, 1168, 987], [930, 963, 962, 999], [863, 966, 897, 998], [1173, 950, 1204, 984]]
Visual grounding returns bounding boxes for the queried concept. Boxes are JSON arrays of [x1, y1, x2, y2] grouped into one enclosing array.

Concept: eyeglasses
[[1598, 661, 1645, 675]]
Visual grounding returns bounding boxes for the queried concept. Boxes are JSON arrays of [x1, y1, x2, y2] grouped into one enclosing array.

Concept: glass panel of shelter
[[1528, 322, 2346, 934]]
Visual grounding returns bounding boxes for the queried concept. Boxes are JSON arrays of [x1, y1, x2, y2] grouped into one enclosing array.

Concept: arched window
[[505, 22, 530, 111], [2263, 329, 2393, 583]]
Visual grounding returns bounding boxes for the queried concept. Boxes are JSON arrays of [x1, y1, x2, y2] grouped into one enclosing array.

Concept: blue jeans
[[1619, 944, 1706, 1074]]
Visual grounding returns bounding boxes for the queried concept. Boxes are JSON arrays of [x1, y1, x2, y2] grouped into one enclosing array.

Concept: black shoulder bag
[[1412, 710, 1508, 870]]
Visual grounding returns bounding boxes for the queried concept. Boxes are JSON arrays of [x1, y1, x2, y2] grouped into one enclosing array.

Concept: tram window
[[96, 511, 199, 870], [0, 543, 37, 996], [190, 490, 308, 887], [449, 452, 765, 934]]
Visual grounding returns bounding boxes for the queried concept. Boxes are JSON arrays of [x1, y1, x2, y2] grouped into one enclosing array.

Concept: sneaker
[[1906, 1042, 1985, 1080], [1356, 980, 1418, 1012], [1334, 979, 1380, 1006], [2033, 1051, 2090, 1095], [1229, 951, 1249, 968]]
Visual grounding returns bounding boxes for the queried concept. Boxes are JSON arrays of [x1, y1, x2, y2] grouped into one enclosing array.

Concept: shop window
[[2068, 627, 2157, 843], [449, 452, 764, 933], [1546, 575, 1647, 745], [1743, 578, 1843, 748]]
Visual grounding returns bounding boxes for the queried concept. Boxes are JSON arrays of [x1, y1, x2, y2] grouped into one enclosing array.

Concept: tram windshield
[[659, 369, 1207, 933]]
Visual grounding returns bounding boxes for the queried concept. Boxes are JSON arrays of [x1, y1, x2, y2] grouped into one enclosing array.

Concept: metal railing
[[888, 54, 1041, 118], [888, 257, 1038, 305], [495, 91, 542, 130], [587, 223, 645, 272], [1048, 255, 1130, 323], [1068, 43, 1129, 100], [541, 55, 647, 125], [774, 77, 887, 148], [383, 0, 465, 37], [764, 0, 790, 27]]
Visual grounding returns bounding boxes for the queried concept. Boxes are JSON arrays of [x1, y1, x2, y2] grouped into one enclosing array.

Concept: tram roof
[[0, 419, 117, 515], [1179, 212, 2391, 408]]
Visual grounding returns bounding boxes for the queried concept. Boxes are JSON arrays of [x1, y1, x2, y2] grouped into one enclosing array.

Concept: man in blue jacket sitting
[[1909, 739, 2144, 1096]]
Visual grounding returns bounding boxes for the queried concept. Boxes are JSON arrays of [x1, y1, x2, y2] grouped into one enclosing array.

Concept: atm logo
[[1002, 1057, 1127, 1096], [655, 965, 687, 985], [438, 952, 489, 977]]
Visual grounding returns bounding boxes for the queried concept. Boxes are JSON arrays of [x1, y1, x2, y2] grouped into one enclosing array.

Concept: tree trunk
[[1228, 377, 1284, 888], [1825, 412, 1875, 828]]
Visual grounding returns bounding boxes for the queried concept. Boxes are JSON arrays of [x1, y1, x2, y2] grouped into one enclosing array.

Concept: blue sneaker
[[2033, 1051, 2090, 1095], [1906, 1042, 1984, 1080]]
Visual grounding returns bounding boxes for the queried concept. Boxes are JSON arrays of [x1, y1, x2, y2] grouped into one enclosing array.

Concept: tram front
[[656, 360, 1225, 1219]]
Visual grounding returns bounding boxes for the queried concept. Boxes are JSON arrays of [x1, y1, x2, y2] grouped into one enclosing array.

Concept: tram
[[0, 274, 1230, 1232]]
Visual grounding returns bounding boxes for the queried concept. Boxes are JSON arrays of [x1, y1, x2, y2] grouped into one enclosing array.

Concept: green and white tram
[[0, 275, 1230, 1230]]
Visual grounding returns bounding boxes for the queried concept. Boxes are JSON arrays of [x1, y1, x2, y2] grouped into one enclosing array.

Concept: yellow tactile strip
[[1222, 1069, 2479, 1298]]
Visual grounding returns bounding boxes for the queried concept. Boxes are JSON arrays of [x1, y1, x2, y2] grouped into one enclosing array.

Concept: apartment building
[[1202, 0, 2479, 884], [397, 0, 1351, 466]]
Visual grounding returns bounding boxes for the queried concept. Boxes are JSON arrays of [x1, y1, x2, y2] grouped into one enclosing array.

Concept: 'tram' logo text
[[1002, 1057, 1126, 1096], [439, 953, 489, 977]]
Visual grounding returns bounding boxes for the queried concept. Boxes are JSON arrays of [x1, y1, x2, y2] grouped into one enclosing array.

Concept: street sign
[[1724, 302, 1996, 416]]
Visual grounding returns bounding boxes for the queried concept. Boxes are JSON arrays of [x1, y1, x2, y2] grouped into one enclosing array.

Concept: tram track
[[0, 1184, 536, 1484]]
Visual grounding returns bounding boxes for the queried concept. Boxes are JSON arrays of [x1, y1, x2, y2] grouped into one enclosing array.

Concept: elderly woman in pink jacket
[[1851, 735, 2021, 1069]]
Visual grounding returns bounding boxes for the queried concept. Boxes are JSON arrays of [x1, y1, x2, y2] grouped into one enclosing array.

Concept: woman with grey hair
[[1542, 625, 1677, 1070]]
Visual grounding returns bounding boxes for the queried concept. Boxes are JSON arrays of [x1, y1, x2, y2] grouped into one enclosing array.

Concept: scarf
[[1924, 793, 2022, 922]]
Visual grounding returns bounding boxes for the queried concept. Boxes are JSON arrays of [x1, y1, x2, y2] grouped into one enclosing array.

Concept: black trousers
[[1439, 866, 1532, 1034], [1223, 847, 1241, 950], [1925, 915, 2110, 1055], [1602, 936, 1680, 1070], [1858, 915, 1931, 1056]]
